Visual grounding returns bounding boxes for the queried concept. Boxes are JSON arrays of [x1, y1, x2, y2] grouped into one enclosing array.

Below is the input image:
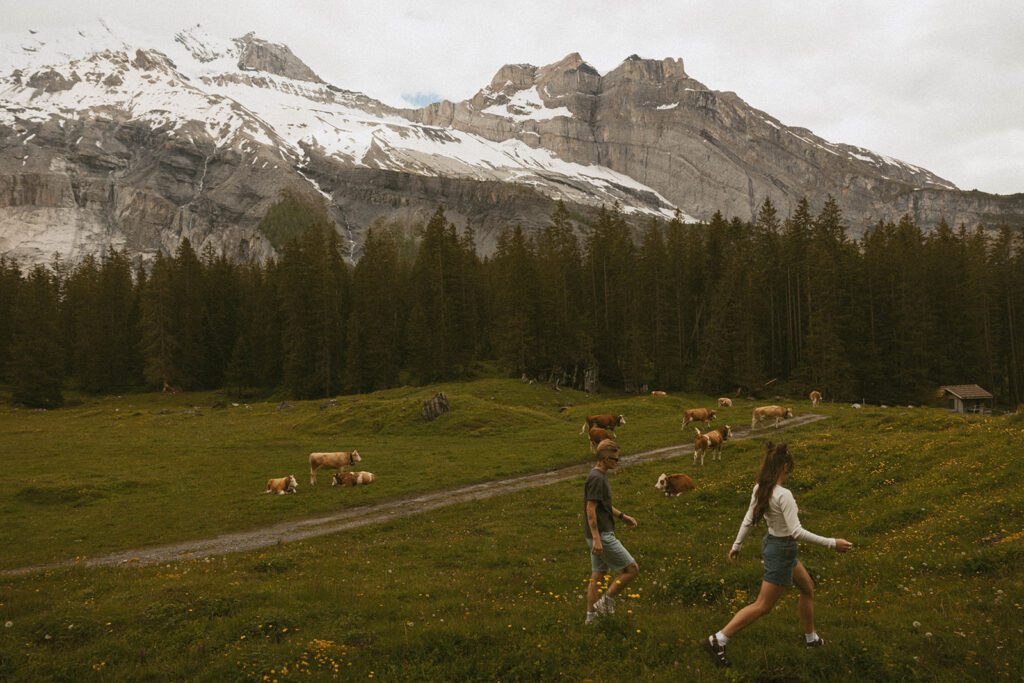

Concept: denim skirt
[[762, 534, 798, 586]]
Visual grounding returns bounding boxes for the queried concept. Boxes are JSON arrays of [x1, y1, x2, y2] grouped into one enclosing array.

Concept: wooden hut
[[938, 385, 994, 414]]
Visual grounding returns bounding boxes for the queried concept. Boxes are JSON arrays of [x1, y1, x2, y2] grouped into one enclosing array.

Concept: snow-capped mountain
[[1, 21, 1021, 266]]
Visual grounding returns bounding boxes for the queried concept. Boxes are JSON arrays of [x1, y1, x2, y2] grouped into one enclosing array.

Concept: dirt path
[[2, 415, 826, 576]]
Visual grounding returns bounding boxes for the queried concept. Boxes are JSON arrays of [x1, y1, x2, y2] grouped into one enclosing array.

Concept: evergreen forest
[[1, 193, 1022, 408]]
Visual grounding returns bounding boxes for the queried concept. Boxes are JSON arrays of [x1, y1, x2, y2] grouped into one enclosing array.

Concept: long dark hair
[[750, 441, 794, 525]]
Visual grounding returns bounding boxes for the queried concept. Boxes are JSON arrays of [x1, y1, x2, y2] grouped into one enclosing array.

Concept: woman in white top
[[702, 441, 852, 668]]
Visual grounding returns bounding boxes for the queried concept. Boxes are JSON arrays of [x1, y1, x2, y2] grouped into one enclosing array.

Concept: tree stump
[[422, 392, 450, 421]]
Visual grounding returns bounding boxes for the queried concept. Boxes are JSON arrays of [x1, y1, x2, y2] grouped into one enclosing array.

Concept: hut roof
[[939, 384, 993, 400]]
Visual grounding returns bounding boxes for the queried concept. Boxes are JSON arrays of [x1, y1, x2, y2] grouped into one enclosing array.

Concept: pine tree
[[8, 265, 63, 407], [141, 252, 181, 390], [0, 257, 22, 382]]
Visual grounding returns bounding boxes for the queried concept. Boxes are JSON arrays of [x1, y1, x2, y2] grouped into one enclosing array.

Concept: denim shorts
[[586, 532, 636, 573], [762, 534, 798, 586]]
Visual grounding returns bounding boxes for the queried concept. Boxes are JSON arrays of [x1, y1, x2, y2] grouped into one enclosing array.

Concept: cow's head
[[287, 475, 298, 491], [785, 408, 794, 418], [709, 410, 718, 420], [654, 473, 668, 491], [350, 449, 361, 464], [617, 415, 626, 427], [722, 425, 733, 440]]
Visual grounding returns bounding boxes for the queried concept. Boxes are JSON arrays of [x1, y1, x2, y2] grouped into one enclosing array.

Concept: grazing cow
[[681, 408, 717, 429], [717, 397, 733, 408], [655, 473, 696, 497], [588, 426, 615, 452], [309, 450, 362, 485], [809, 390, 822, 407], [651, 390, 668, 397], [265, 475, 298, 495], [751, 405, 794, 430], [332, 471, 376, 487], [580, 414, 626, 435], [693, 425, 732, 465]]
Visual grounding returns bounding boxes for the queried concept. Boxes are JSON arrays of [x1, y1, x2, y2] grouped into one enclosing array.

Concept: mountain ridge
[[1, 22, 1020, 266]]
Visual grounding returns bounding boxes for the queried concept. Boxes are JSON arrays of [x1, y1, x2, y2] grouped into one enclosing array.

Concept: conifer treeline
[[1, 194, 1022, 408]]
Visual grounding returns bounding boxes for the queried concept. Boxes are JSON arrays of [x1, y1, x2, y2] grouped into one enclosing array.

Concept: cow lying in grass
[[309, 450, 362, 485], [717, 397, 733, 408], [655, 473, 695, 496], [694, 425, 732, 465], [332, 471, 376, 487], [265, 475, 298, 495]]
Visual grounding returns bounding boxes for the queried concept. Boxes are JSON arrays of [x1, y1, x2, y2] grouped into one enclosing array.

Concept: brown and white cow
[[265, 475, 298, 495], [751, 405, 794, 430], [693, 425, 732, 466], [332, 471, 376, 487], [587, 426, 615, 452], [650, 390, 668, 397], [655, 473, 696, 496], [809, 390, 822, 407], [580, 414, 626, 435], [681, 408, 717, 429], [717, 397, 733, 408], [309, 450, 362, 485]]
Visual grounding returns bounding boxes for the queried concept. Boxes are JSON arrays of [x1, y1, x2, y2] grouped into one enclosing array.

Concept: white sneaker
[[593, 594, 615, 615], [584, 611, 599, 625]]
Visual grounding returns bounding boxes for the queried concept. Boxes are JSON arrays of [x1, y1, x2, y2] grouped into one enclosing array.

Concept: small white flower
[[925, 632, 933, 638], [3, 621, 12, 628], [913, 621, 921, 628]]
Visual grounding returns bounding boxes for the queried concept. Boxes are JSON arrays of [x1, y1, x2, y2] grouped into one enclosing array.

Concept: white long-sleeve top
[[731, 484, 835, 551]]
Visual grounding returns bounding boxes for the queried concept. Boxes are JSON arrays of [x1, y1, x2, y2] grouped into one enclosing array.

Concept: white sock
[[805, 632, 820, 643], [715, 631, 729, 645]]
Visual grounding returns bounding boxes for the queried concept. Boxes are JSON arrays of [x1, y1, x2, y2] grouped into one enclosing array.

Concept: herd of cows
[[262, 390, 822, 497], [264, 450, 374, 495], [581, 391, 822, 496]]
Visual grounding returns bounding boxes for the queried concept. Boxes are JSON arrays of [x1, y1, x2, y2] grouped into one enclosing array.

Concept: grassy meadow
[[0, 380, 1022, 681]]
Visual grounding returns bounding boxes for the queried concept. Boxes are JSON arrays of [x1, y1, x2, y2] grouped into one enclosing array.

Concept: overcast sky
[[3, 0, 1022, 194]]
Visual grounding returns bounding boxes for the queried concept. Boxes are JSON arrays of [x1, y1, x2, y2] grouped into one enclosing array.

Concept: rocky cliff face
[[0, 25, 1020, 268], [413, 53, 1023, 232]]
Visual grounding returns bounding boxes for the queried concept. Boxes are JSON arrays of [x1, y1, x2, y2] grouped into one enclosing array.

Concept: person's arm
[[586, 500, 603, 553], [778, 489, 837, 548], [611, 505, 637, 529], [730, 488, 758, 557]]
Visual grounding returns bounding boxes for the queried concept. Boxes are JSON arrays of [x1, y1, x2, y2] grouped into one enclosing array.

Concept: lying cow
[[809, 390, 822, 407], [751, 405, 794, 430], [587, 426, 615, 452], [655, 473, 695, 496], [717, 397, 733, 408], [580, 413, 626, 435], [651, 390, 668, 397], [694, 425, 732, 465], [265, 475, 298, 495], [309, 450, 362, 485], [332, 471, 376, 487], [681, 408, 717, 429]]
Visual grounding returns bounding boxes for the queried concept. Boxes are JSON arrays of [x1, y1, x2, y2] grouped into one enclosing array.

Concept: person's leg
[[792, 561, 816, 636], [606, 562, 639, 598], [721, 580, 787, 638], [587, 571, 605, 612]]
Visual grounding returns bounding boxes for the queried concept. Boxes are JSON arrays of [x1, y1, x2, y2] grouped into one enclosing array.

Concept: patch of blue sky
[[402, 92, 442, 107]]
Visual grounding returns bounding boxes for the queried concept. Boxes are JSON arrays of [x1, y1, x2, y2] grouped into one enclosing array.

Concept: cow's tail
[[694, 428, 702, 438], [751, 412, 757, 430], [580, 421, 588, 435]]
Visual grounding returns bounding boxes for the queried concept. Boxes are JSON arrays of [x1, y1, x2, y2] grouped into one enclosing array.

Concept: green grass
[[0, 383, 1022, 681]]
